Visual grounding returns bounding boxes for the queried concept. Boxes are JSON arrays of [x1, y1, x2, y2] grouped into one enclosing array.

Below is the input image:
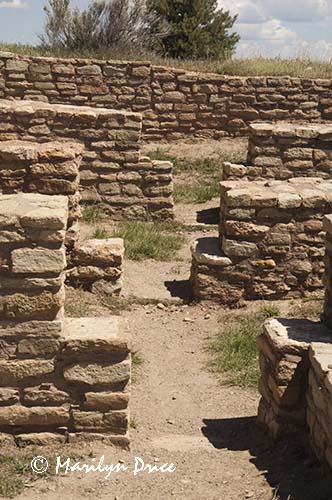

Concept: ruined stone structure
[[257, 318, 331, 438], [1, 52, 332, 139], [67, 238, 124, 296], [257, 214, 332, 471], [0, 99, 173, 221], [224, 123, 332, 181], [0, 140, 83, 248], [0, 193, 130, 447], [191, 178, 332, 304]]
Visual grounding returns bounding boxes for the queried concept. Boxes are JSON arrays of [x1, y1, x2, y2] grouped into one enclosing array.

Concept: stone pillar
[[0, 140, 84, 248], [0, 193, 68, 443], [0, 193, 130, 446]]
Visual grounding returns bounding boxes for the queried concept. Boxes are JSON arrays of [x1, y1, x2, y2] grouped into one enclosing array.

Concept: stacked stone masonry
[[307, 342, 332, 471], [257, 318, 331, 438], [0, 140, 83, 248], [191, 178, 332, 304], [0, 98, 174, 221], [67, 238, 124, 296], [0, 193, 130, 447], [323, 215, 332, 328], [223, 122, 332, 181], [1, 52, 332, 140]]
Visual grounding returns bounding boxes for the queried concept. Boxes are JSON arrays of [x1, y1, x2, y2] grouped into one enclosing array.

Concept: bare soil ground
[[14, 138, 332, 500]]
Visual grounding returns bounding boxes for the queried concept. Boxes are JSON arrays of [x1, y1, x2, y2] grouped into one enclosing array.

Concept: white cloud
[[218, 0, 332, 59], [0, 0, 27, 8]]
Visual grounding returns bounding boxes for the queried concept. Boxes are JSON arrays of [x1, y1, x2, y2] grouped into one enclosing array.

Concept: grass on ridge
[[208, 304, 280, 387], [2, 44, 332, 79], [111, 221, 185, 261]]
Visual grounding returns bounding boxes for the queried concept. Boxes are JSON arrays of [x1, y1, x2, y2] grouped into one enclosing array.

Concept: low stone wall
[[307, 343, 332, 469], [257, 318, 331, 438], [247, 123, 332, 180], [67, 238, 124, 295], [0, 99, 174, 221], [0, 140, 83, 248], [1, 52, 332, 140], [0, 193, 130, 446], [191, 178, 331, 304]]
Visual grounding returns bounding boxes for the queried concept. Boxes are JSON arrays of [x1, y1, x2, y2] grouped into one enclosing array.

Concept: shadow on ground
[[202, 417, 332, 500], [164, 279, 192, 302], [196, 206, 220, 225]]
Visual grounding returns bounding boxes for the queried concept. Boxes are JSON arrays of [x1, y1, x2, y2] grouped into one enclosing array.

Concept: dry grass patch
[[3, 44, 332, 78]]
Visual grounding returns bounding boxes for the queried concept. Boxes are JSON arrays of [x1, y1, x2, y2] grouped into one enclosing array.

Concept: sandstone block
[[15, 432, 66, 446], [84, 392, 129, 411], [11, 248, 66, 275], [23, 384, 70, 406], [0, 359, 54, 385], [63, 359, 130, 387], [0, 406, 69, 427]]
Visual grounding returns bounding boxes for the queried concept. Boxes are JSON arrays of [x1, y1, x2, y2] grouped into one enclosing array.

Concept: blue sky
[[0, 0, 332, 59]]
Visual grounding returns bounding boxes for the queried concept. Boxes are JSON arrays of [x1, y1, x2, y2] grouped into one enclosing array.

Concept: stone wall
[[67, 238, 124, 296], [0, 99, 174, 221], [248, 123, 332, 180], [1, 52, 332, 140], [223, 123, 332, 182], [191, 178, 332, 304], [0, 140, 83, 247], [307, 342, 332, 469], [0, 193, 130, 447], [257, 318, 331, 438]]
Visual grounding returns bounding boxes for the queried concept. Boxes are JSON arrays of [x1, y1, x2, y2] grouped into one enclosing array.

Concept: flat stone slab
[[191, 237, 231, 267], [0, 192, 68, 230], [220, 178, 332, 209], [0, 140, 84, 162], [250, 122, 332, 139], [63, 316, 130, 353], [263, 318, 332, 355], [0, 98, 140, 120]]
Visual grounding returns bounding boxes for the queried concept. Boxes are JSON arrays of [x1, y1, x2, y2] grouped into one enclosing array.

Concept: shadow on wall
[[201, 417, 332, 500]]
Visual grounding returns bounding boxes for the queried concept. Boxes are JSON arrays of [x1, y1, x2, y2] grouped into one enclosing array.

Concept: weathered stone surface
[[72, 238, 124, 267], [71, 409, 128, 433], [5, 287, 65, 320], [0, 359, 54, 385], [191, 238, 232, 267], [63, 359, 130, 387], [11, 248, 66, 275], [0, 193, 68, 230], [15, 432, 66, 446], [63, 317, 129, 355], [84, 392, 129, 411], [23, 384, 70, 406], [0, 388, 20, 406], [17, 337, 60, 357], [0, 406, 69, 427]]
